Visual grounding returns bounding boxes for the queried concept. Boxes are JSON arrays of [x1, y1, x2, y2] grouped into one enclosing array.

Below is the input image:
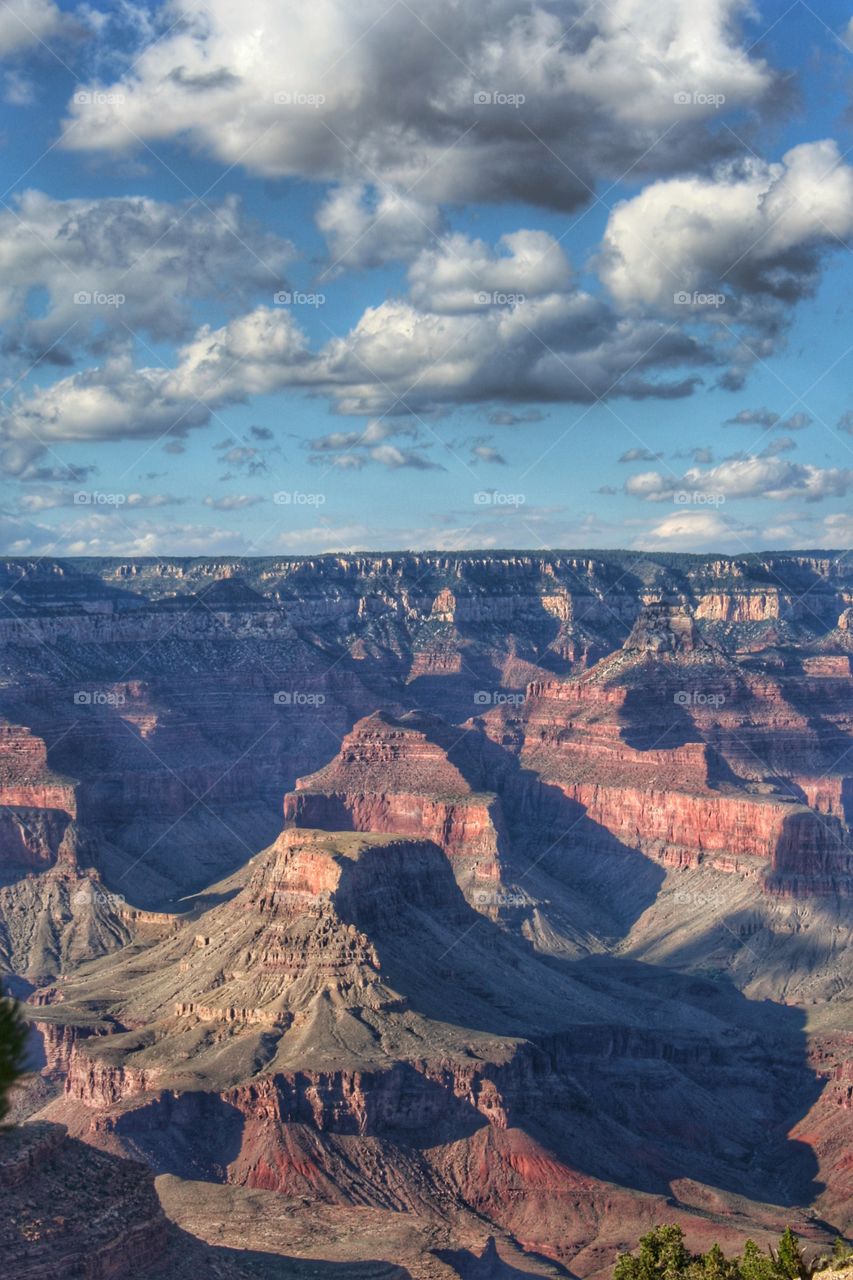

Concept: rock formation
[[1, 554, 852, 1273]]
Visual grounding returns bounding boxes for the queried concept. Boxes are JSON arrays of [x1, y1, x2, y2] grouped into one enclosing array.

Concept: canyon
[[1, 551, 853, 1278]]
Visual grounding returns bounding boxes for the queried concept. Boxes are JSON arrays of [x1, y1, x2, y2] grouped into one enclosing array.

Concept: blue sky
[[1, 0, 853, 556]]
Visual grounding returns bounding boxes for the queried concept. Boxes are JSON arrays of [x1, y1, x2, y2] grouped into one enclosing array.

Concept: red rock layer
[[485, 602, 853, 891], [284, 712, 510, 901]]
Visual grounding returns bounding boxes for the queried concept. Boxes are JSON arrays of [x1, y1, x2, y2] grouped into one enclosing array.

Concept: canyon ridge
[[2, 550, 853, 1279]]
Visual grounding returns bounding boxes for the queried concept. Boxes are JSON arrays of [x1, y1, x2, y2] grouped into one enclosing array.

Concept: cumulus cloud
[[407, 230, 572, 314], [0, 0, 63, 55], [310, 233, 711, 415], [672, 445, 714, 463], [0, 353, 210, 474], [625, 455, 853, 503], [634, 509, 756, 551], [470, 442, 508, 466], [164, 307, 310, 404], [213, 427, 283, 479], [783, 411, 813, 431], [1, 226, 723, 472], [445, 433, 508, 466], [0, 191, 292, 362], [601, 141, 853, 361], [0, 307, 310, 473], [60, 1, 774, 211], [316, 184, 443, 272]]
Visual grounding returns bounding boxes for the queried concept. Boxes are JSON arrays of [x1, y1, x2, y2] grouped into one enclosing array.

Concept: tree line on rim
[[615, 1224, 853, 1280]]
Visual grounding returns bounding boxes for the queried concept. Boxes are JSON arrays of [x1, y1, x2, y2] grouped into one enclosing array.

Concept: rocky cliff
[[0, 1122, 172, 1280], [284, 712, 510, 905], [480, 600, 853, 896]]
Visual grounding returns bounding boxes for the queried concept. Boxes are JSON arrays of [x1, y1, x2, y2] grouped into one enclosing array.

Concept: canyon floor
[[1, 552, 852, 1278]]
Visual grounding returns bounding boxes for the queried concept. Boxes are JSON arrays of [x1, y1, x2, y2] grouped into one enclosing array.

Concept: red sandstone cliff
[[284, 712, 511, 905]]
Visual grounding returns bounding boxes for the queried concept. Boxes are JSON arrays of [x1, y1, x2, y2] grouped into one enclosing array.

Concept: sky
[[1, 0, 853, 558]]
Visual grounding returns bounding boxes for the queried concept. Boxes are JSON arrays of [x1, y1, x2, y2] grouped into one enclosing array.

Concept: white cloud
[[0, 307, 312, 473], [0, 225, 717, 473], [17, 490, 186, 512], [4, 69, 33, 102], [601, 141, 853, 341], [470, 443, 507, 465], [1, 353, 210, 466], [821, 512, 853, 547], [625, 455, 853, 503], [316, 184, 443, 272], [619, 447, 663, 463], [309, 232, 708, 414], [0, 190, 292, 359], [0, 0, 63, 56], [60, 0, 774, 210], [634, 509, 756, 550], [304, 418, 442, 470], [407, 230, 572, 314], [163, 306, 310, 403]]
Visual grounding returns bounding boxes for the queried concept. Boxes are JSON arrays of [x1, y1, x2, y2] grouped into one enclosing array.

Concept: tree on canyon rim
[[0, 980, 27, 1123]]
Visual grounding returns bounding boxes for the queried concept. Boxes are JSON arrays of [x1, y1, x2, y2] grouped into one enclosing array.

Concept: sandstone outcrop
[[284, 712, 510, 905]]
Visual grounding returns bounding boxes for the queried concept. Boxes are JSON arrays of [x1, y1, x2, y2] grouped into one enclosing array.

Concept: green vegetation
[[614, 1226, 853, 1280], [0, 980, 28, 1124]]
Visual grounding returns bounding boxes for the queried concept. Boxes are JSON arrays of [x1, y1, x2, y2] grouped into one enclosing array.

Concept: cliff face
[[479, 601, 853, 895], [0, 1122, 172, 1280], [284, 712, 510, 904]]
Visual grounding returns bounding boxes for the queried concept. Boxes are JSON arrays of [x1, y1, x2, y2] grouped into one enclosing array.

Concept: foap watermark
[[475, 290, 525, 306], [474, 90, 526, 108], [73, 290, 125, 307], [273, 690, 327, 707], [72, 887, 126, 908], [274, 290, 325, 307], [673, 690, 726, 708], [674, 290, 726, 308], [473, 491, 525, 507], [673, 90, 726, 109], [74, 490, 126, 506], [673, 490, 725, 507], [672, 889, 719, 907], [274, 90, 326, 107], [74, 90, 126, 106], [475, 889, 527, 908], [74, 690, 127, 707], [474, 690, 526, 707], [274, 490, 326, 506]]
